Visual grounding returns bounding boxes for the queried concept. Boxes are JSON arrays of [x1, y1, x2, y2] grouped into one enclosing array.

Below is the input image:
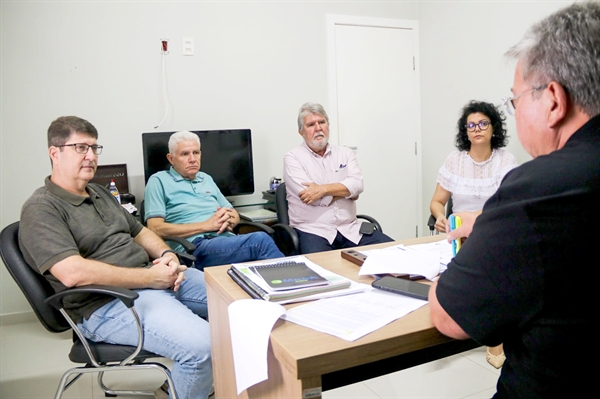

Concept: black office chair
[[271, 182, 384, 256], [0, 221, 179, 399], [427, 197, 453, 235]]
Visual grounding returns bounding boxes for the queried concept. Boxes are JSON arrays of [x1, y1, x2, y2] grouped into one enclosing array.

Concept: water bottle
[[270, 177, 282, 192], [109, 179, 121, 204]]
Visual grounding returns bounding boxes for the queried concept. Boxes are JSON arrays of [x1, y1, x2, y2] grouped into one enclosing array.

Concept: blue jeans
[[296, 229, 394, 254], [192, 231, 284, 270], [78, 269, 212, 399]]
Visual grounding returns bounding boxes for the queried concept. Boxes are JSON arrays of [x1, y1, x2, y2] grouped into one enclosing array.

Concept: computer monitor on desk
[[142, 129, 255, 197]]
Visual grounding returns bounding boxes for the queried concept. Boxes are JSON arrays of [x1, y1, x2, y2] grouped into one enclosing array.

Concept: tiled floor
[[0, 320, 499, 399]]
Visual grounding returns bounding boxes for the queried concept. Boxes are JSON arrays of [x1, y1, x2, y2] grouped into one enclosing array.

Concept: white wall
[[0, 0, 570, 318], [0, 0, 420, 319], [418, 0, 569, 228]]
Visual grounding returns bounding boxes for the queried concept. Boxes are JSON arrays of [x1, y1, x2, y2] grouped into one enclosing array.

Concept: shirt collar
[[566, 112, 600, 145], [168, 166, 203, 183], [44, 176, 99, 205]]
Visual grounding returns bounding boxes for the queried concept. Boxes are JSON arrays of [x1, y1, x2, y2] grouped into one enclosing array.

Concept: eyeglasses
[[465, 120, 491, 132], [502, 85, 548, 116], [58, 143, 103, 155]]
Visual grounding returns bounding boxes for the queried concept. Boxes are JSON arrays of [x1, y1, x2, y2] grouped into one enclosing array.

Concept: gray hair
[[506, 2, 600, 118], [297, 102, 329, 130], [168, 131, 200, 154]]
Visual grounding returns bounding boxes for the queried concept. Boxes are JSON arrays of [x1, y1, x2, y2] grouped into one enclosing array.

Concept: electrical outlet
[[182, 37, 194, 56], [160, 38, 169, 55]]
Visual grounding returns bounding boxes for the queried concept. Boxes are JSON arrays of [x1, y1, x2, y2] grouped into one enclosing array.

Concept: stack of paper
[[229, 256, 365, 303], [358, 239, 452, 280]]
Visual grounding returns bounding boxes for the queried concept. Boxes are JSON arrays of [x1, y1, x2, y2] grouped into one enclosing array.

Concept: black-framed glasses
[[58, 143, 103, 155], [502, 84, 548, 116], [465, 120, 491, 132]]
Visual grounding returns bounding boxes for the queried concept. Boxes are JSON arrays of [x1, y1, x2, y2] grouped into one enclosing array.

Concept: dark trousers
[[295, 228, 393, 254]]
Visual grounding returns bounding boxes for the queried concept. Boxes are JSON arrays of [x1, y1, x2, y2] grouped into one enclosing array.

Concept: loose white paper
[[228, 299, 286, 394], [359, 245, 440, 280], [283, 287, 427, 341]]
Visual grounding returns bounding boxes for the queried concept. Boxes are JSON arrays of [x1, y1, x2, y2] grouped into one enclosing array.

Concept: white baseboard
[[0, 311, 37, 326]]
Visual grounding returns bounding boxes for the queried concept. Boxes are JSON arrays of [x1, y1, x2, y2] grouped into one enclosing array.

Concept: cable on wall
[[155, 39, 170, 129]]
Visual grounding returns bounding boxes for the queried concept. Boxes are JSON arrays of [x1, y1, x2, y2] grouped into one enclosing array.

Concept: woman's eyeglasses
[[465, 121, 491, 132]]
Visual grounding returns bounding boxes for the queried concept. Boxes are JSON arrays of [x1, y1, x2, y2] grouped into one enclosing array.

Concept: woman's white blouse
[[437, 149, 519, 212]]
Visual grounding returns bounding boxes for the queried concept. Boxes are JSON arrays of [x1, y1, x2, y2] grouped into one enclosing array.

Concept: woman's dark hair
[[455, 101, 508, 151]]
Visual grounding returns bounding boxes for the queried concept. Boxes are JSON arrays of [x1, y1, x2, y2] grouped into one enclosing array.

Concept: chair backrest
[[275, 182, 290, 225], [446, 196, 454, 218], [0, 222, 71, 334], [139, 200, 147, 226]]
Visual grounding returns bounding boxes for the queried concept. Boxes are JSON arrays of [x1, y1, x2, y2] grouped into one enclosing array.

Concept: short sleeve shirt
[[144, 167, 234, 249], [19, 177, 149, 323]]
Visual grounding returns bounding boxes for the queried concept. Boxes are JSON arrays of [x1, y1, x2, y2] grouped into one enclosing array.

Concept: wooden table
[[205, 235, 478, 399]]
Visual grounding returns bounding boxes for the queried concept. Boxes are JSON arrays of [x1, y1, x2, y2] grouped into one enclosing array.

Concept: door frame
[[326, 14, 424, 236]]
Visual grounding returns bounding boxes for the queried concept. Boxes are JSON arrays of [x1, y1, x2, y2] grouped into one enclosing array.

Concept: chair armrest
[[427, 214, 435, 228], [234, 221, 275, 235], [161, 237, 197, 266], [163, 236, 196, 254], [271, 223, 300, 256], [357, 214, 382, 232], [46, 285, 139, 310], [44, 285, 147, 368]]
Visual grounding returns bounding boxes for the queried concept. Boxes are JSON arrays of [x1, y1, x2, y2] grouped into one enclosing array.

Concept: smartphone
[[371, 276, 430, 300], [359, 222, 375, 235]]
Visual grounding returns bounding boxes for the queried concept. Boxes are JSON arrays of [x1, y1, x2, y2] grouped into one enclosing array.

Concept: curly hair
[[455, 101, 508, 151]]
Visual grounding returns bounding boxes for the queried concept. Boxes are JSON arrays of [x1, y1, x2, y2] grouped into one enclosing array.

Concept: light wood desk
[[205, 235, 478, 399]]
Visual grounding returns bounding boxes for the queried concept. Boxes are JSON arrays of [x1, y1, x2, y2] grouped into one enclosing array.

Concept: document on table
[[359, 239, 452, 280], [228, 299, 286, 394], [409, 238, 454, 268], [227, 286, 426, 393], [283, 286, 428, 341]]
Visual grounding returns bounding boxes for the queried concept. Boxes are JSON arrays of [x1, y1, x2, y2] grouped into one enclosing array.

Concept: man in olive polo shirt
[[19, 116, 213, 399]]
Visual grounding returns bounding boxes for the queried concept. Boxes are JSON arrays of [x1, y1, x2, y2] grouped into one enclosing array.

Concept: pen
[[449, 215, 456, 256], [449, 215, 462, 257]]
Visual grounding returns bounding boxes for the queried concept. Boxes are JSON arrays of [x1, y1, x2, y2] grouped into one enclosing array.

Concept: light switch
[[183, 37, 194, 56]]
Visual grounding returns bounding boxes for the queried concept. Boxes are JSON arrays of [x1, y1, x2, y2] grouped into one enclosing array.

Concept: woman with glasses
[[429, 100, 517, 368]]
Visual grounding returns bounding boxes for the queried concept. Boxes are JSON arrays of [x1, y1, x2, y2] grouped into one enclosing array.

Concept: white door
[[328, 16, 422, 239]]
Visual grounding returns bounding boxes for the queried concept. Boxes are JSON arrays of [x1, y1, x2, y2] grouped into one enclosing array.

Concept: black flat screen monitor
[[142, 129, 254, 196]]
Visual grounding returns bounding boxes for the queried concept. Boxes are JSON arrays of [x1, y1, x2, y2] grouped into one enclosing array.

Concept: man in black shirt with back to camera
[[429, 3, 600, 398]]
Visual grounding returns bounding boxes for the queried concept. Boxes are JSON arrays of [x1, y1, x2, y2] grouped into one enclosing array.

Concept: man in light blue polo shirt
[[144, 131, 283, 270]]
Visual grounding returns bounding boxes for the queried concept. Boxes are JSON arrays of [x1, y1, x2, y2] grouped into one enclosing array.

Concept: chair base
[[55, 362, 175, 399]]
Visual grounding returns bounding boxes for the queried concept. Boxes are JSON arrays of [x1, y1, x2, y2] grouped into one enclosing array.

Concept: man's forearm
[[134, 227, 174, 259], [50, 256, 153, 289], [321, 183, 351, 198], [146, 218, 213, 239]]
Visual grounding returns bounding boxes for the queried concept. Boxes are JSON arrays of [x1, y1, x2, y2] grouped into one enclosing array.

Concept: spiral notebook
[[229, 256, 359, 302], [249, 261, 328, 291]]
